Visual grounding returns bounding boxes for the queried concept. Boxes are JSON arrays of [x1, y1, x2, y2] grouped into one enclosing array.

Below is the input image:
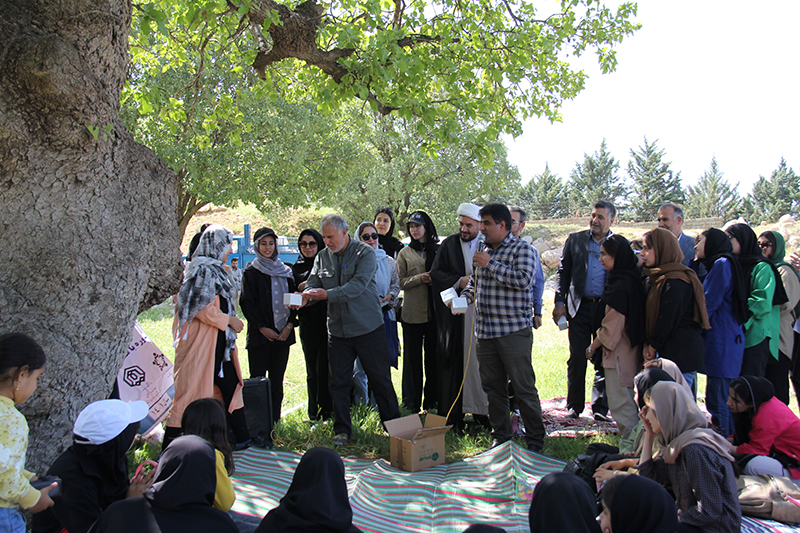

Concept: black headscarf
[[89, 435, 237, 533], [634, 368, 675, 409], [608, 475, 678, 533], [255, 447, 362, 533], [732, 375, 776, 446], [726, 223, 789, 307], [407, 211, 440, 271], [292, 229, 324, 281], [34, 423, 138, 533], [700, 228, 749, 325], [529, 473, 601, 533], [375, 207, 404, 259], [599, 234, 646, 348]]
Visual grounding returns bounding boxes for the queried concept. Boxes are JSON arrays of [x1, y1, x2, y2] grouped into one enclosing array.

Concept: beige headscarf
[[649, 381, 734, 464], [648, 358, 692, 397]]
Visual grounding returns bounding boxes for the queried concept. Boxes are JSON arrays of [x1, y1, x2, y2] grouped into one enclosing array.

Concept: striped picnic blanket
[[230, 442, 800, 533]]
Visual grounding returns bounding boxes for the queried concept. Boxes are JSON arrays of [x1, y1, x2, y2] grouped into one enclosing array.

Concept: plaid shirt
[[463, 233, 534, 339]]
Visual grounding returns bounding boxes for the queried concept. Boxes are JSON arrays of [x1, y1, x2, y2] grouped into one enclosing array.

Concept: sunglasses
[[299, 241, 318, 248], [758, 241, 772, 249], [360, 232, 379, 242]]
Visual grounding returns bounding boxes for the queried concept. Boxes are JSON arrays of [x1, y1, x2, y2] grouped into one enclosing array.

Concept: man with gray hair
[[298, 214, 401, 446], [656, 202, 695, 267]]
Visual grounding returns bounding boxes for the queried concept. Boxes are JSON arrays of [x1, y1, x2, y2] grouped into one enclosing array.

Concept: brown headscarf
[[642, 228, 710, 337], [648, 382, 734, 464]]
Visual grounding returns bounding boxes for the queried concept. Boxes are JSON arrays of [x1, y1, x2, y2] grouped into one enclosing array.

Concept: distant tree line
[[512, 137, 798, 224]]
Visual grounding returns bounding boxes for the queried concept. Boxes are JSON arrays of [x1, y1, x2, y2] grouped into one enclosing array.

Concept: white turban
[[457, 202, 481, 222]]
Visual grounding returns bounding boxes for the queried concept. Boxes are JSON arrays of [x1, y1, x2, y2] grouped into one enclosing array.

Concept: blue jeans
[[0, 507, 25, 533], [706, 376, 734, 436], [682, 371, 697, 399]]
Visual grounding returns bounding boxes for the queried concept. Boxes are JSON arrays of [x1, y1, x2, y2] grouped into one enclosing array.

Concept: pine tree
[[748, 158, 800, 224], [685, 157, 741, 220], [627, 138, 685, 222], [567, 139, 624, 216], [518, 164, 569, 220]]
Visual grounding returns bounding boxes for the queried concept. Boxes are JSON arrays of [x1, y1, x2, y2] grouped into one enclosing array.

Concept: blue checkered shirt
[[462, 233, 534, 339]]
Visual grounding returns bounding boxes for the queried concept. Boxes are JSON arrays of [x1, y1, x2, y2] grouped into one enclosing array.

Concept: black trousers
[[299, 317, 332, 420], [401, 320, 438, 412], [741, 338, 770, 377], [247, 343, 290, 423], [329, 327, 401, 437], [766, 350, 792, 405], [566, 300, 608, 415]]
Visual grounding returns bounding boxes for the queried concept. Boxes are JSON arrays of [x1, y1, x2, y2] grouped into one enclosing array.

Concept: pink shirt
[[737, 397, 800, 478]]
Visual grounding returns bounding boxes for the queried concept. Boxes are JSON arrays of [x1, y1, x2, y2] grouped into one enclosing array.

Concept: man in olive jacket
[[299, 214, 401, 446]]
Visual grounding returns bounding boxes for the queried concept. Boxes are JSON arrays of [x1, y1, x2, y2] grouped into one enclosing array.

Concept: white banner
[[117, 322, 175, 435]]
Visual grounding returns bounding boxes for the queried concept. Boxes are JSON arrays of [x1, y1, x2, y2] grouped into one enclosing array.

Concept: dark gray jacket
[[306, 237, 382, 338]]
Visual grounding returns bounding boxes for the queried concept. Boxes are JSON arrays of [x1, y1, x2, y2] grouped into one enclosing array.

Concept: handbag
[[737, 474, 800, 524]]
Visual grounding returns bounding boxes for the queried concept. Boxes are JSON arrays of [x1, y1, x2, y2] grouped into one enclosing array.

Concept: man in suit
[[657, 203, 695, 266], [553, 200, 615, 420]]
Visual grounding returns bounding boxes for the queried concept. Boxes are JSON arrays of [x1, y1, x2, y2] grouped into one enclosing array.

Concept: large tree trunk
[[0, 0, 183, 471]]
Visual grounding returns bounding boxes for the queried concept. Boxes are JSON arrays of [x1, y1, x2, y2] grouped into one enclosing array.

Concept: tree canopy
[[568, 138, 623, 215], [685, 157, 741, 221], [517, 164, 569, 220], [627, 137, 684, 222], [747, 158, 800, 224], [131, 0, 640, 147]]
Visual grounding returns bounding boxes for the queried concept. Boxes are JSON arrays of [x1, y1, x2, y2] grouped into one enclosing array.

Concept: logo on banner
[[122, 365, 146, 387]]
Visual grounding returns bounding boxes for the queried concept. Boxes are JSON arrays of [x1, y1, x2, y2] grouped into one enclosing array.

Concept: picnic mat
[[541, 397, 619, 437], [230, 441, 800, 533]]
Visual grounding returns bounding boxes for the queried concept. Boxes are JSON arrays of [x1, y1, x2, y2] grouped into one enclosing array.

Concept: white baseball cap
[[73, 399, 149, 445]]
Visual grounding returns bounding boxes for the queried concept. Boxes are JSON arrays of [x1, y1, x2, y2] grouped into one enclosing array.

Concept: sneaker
[[332, 433, 349, 446], [565, 408, 581, 419], [593, 413, 612, 423]]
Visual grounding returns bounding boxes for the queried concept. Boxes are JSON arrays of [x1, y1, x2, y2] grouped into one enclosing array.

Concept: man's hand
[[458, 275, 470, 290], [420, 272, 431, 284], [533, 314, 542, 329], [381, 294, 392, 303], [304, 288, 328, 301], [552, 305, 567, 325], [473, 251, 490, 268]]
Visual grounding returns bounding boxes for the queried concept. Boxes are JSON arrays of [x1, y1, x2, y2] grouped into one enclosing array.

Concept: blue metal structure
[[226, 224, 299, 267]]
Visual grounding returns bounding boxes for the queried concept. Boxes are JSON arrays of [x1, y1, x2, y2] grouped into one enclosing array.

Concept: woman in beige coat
[[164, 225, 249, 450], [397, 211, 439, 412]]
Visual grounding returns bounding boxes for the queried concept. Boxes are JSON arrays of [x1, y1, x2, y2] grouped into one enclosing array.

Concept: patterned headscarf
[[176, 225, 238, 360]]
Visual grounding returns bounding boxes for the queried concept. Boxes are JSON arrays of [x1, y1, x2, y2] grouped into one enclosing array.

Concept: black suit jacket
[[555, 229, 595, 318]]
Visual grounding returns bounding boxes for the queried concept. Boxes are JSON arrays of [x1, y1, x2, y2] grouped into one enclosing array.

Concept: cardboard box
[[384, 414, 452, 472], [283, 293, 303, 306]]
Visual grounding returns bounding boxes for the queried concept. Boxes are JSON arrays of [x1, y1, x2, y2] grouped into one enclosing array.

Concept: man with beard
[[553, 201, 614, 421], [430, 203, 490, 427]]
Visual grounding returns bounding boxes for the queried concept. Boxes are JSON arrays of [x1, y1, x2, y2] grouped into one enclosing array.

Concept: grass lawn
[[136, 293, 634, 464]]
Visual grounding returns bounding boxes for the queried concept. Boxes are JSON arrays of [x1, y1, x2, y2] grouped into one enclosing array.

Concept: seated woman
[[181, 398, 236, 511], [89, 435, 237, 533], [594, 367, 677, 479], [638, 382, 741, 533], [641, 228, 710, 394], [32, 400, 151, 533], [599, 474, 677, 533], [728, 375, 800, 484], [255, 447, 362, 533], [587, 234, 645, 440], [529, 472, 601, 533]]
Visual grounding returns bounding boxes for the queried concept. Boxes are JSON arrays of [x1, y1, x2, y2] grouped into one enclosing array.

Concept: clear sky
[[505, 1, 800, 194]]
